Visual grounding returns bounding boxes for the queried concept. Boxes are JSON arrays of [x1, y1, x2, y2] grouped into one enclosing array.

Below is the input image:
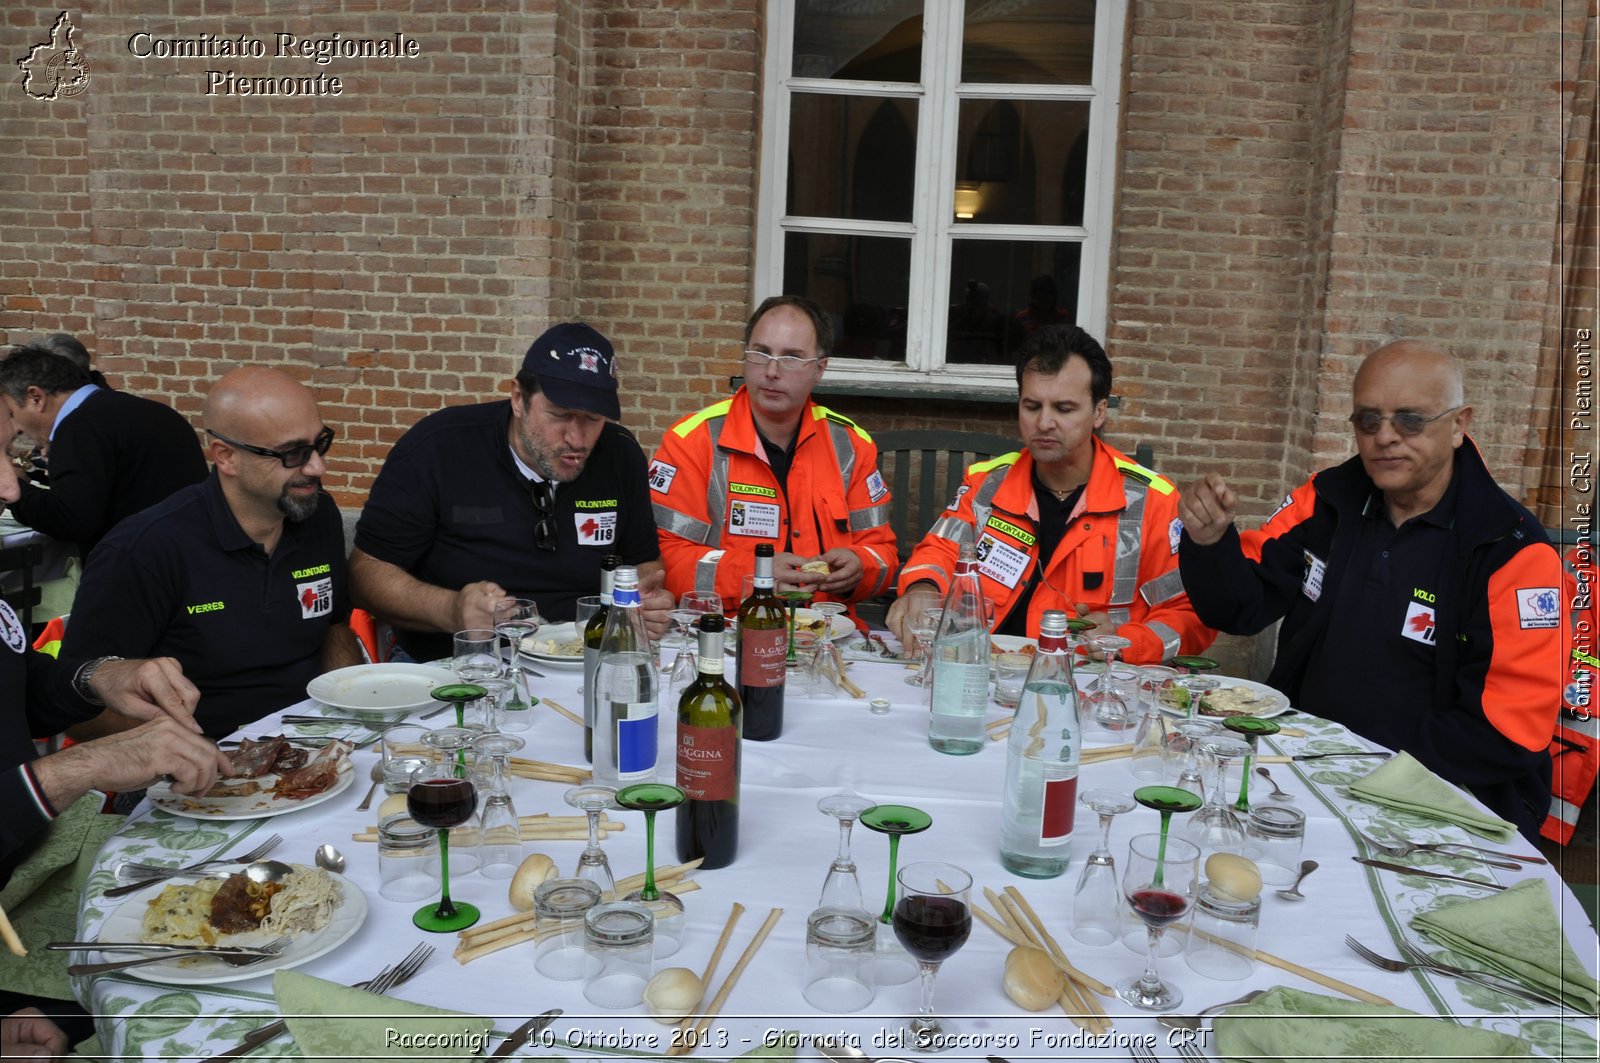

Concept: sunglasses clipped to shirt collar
[[205, 425, 335, 468]]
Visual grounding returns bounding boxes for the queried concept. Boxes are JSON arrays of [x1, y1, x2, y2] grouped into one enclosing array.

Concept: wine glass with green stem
[[1126, 784, 1203, 956], [860, 803, 932, 987], [1224, 715, 1281, 813], [430, 682, 488, 738], [777, 588, 815, 663], [615, 782, 688, 958]]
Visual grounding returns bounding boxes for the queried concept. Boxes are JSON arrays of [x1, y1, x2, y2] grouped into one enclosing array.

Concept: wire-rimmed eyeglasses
[[743, 349, 822, 372], [205, 426, 334, 468], [1347, 406, 1461, 437]]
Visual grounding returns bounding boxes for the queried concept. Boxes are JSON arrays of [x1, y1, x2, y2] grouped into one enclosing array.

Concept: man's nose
[[302, 448, 328, 477]]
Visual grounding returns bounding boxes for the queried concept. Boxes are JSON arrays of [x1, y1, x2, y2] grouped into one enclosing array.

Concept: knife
[[280, 715, 395, 728], [48, 941, 279, 955], [1292, 751, 1393, 760], [490, 1008, 562, 1059], [1353, 857, 1507, 891]]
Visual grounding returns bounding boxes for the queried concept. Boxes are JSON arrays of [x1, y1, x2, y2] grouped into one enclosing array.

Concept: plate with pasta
[[96, 864, 367, 985], [520, 622, 585, 668]]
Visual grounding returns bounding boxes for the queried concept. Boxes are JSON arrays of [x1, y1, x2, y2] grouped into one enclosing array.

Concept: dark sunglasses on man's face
[[205, 425, 335, 468], [530, 479, 557, 552], [1347, 406, 1459, 437]]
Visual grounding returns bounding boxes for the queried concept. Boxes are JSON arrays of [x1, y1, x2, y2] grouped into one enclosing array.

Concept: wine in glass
[[564, 783, 619, 898], [893, 861, 972, 1050], [492, 599, 542, 729], [860, 803, 932, 987], [1071, 788, 1136, 946], [616, 782, 688, 958], [1223, 716, 1281, 813], [407, 759, 480, 932], [1118, 833, 1200, 1010], [817, 790, 875, 908]]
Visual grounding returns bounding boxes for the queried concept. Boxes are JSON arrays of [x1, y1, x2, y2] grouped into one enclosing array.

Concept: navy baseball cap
[[520, 323, 621, 420]]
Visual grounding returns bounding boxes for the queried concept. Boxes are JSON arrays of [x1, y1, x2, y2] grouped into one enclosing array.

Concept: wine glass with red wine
[[407, 760, 480, 933], [1117, 832, 1200, 1010], [892, 861, 972, 1049]]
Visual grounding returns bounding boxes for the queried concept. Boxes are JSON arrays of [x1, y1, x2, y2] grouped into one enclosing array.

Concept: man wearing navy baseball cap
[[351, 323, 672, 663]]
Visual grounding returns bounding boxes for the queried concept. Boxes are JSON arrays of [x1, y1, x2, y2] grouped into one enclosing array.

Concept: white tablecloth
[[76, 653, 1599, 1060]]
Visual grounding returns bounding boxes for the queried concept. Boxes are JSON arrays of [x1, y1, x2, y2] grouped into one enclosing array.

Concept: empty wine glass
[[453, 628, 503, 683], [407, 757, 480, 932], [1072, 789, 1136, 946], [472, 732, 525, 879], [1128, 667, 1175, 782], [1085, 635, 1135, 733], [894, 861, 972, 1050], [1117, 833, 1200, 1011], [492, 599, 541, 725], [1224, 716, 1282, 813], [616, 782, 688, 958], [817, 790, 875, 908], [1183, 736, 1252, 856], [905, 607, 944, 688], [565, 783, 619, 899], [1167, 719, 1221, 794], [1171, 674, 1221, 721]]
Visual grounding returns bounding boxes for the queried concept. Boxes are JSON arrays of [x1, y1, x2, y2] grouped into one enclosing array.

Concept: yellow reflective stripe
[[36, 639, 62, 659], [812, 403, 872, 442], [671, 399, 733, 439], [970, 452, 1021, 475], [1112, 456, 1175, 495]]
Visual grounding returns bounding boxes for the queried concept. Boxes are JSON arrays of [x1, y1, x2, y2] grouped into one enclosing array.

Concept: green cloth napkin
[[0, 793, 123, 1000], [1411, 879, 1600, 1014], [1213, 985, 1533, 1061], [1348, 750, 1518, 841], [275, 970, 491, 1060]]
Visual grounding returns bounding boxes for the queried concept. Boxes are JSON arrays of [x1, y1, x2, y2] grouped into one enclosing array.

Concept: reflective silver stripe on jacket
[[902, 561, 949, 587], [695, 549, 725, 598], [930, 514, 972, 543], [653, 502, 713, 545], [849, 503, 891, 531], [826, 419, 857, 489], [1110, 481, 1149, 606], [970, 463, 1009, 531], [705, 415, 730, 536], [1107, 607, 1131, 628], [1140, 568, 1186, 606], [860, 545, 892, 596], [1147, 620, 1182, 661]]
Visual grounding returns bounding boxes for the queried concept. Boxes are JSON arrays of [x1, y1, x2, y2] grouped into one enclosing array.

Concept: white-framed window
[[755, 0, 1127, 396]]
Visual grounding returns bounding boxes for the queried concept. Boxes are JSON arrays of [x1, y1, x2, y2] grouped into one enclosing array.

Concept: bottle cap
[[1040, 610, 1069, 636], [869, 697, 891, 716]]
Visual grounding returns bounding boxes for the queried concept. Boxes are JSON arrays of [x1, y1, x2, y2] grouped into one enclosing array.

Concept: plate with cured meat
[[148, 738, 356, 820]]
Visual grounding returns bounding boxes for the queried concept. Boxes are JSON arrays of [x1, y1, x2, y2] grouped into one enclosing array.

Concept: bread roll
[[1003, 945, 1063, 1011], [377, 793, 409, 821], [800, 560, 831, 574], [643, 967, 704, 1022], [1205, 852, 1262, 902], [507, 853, 559, 911]]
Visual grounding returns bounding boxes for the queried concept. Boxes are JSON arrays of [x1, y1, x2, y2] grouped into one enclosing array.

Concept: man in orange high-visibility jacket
[[888, 325, 1215, 664], [649, 296, 897, 617]]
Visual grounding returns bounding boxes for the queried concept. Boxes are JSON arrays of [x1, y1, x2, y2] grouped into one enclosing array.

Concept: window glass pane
[[945, 240, 1081, 367], [783, 231, 911, 361], [788, 94, 918, 223], [954, 99, 1090, 226], [962, 0, 1097, 85], [793, 0, 923, 81]]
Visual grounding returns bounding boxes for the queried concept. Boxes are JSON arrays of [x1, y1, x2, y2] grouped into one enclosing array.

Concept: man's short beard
[[277, 479, 321, 522]]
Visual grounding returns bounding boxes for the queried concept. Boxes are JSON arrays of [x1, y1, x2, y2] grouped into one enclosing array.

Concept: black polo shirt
[[63, 473, 351, 738], [353, 401, 660, 661], [1297, 479, 1456, 746]]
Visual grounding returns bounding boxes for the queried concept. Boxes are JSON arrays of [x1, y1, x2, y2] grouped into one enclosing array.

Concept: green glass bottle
[[675, 614, 741, 868]]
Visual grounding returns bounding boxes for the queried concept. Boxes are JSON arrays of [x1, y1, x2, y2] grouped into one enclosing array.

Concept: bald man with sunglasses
[[63, 367, 362, 740], [1177, 341, 1563, 841]]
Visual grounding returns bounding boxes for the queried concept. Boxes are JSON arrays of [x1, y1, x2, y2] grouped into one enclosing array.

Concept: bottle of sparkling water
[[592, 566, 660, 786], [928, 543, 988, 755], [999, 610, 1080, 876]]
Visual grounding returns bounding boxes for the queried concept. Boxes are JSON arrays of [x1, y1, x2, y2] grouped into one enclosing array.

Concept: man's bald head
[[203, 366, 319, 440], [1353, 340, 1465, 408]]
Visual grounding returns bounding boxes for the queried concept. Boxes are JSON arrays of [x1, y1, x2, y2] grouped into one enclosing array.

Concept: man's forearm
[[321, 623, 366, 670], [348, 549, 460, 633]]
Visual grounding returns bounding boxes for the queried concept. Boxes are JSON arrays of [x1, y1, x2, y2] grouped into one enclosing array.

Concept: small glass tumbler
[[993, 653, 1031, 710], [378, 814, 440, 901], [535, 877, 604, 980], [786, 631, 821, 698], [575, 595, 605, 630], [1244, 804, 1306, 886], [804, 906, 877, 1013], [1184, 883, 1260, 980], [382, 725, 433, 795], [583, 902, 655, 1008]]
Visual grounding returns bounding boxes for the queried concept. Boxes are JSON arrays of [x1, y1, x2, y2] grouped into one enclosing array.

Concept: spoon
[[816, 1037, 919, 1063], [1155, 988, 1269, 1030], [1254, 766, 1293, 801], [244, 860, 295, 886], [355, 761, 384, 812], [1275, 859, 1319, 901], [314, 844, 347, 875]]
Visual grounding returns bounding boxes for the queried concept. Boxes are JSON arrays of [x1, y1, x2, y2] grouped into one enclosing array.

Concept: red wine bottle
[[675, 614, 741, 868], [736, 544, 787, 741]]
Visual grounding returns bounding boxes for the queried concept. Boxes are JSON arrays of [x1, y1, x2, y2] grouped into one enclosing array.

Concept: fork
[[1130, 1040, 1161, 1063], [1345, 935, 1559, 1006], [197, 942, 434, 1062], [1174, 1040, 1209, 1063], [67, 936, 289, 976], [1353, 830, 1519, 871], [1376, 829, 1547, 865], [1396, 938, 1569, 1009], [107, 835, 283, 896]]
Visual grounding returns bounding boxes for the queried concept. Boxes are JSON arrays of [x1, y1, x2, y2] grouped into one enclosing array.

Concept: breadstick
[[668, 908, 782, 1056]]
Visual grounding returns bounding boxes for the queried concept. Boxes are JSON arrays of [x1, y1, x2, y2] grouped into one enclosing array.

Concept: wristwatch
[[72, 655, 125, 706]]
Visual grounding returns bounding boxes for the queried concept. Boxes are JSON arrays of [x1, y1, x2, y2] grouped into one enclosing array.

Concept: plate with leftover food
[[1158, 676, 1292, 719], [306, 663, 457, 715], [96, 863, 366, 985], [520, 622, 585, 668], [148, 739, 355, 820]]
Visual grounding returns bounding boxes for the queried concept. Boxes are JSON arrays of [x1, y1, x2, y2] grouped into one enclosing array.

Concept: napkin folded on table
[[1411, 878, 1600, 1014], [1212, 985, 1533, 1062], [1347, 750, 1518, 841], [274, 970, 492, 1060]]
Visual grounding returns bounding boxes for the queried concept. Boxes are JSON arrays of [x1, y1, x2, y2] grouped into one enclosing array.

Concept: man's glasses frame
[[1347, 406, 1461, 437], [743, 349, 822, 372], [205, 425, 335, 468]]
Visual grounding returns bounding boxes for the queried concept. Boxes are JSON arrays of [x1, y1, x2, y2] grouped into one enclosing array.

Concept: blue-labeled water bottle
[[592, 566, 660, 785]]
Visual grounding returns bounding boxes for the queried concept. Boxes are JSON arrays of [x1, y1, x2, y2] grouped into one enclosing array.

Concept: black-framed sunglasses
[[1347, 406, 1460, 437], [530, 479, 558, 552], [205, 425, 335, 468]]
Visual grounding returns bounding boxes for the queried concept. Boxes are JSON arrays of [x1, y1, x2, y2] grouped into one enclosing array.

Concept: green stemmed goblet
[[615, 782, 688, 958], [860, 803, 932, 987], [1133, 785, 1202, 890], [1224, 715, 1282, 813], [777, 588, 815, 663]]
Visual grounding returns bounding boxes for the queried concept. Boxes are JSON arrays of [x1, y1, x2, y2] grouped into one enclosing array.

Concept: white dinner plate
[[1160, 676, 1293, 719], [989, 635, 1039, 655], [306, 663, 458, 715], [147, 760, 354, 821], [520, 622, 584, 669], [97, 870, 368, 985]]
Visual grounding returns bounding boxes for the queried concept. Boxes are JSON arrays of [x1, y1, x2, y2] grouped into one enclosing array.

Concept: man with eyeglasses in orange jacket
[[649, 296, 898, 620], [1177, 340, 1563, 841]]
